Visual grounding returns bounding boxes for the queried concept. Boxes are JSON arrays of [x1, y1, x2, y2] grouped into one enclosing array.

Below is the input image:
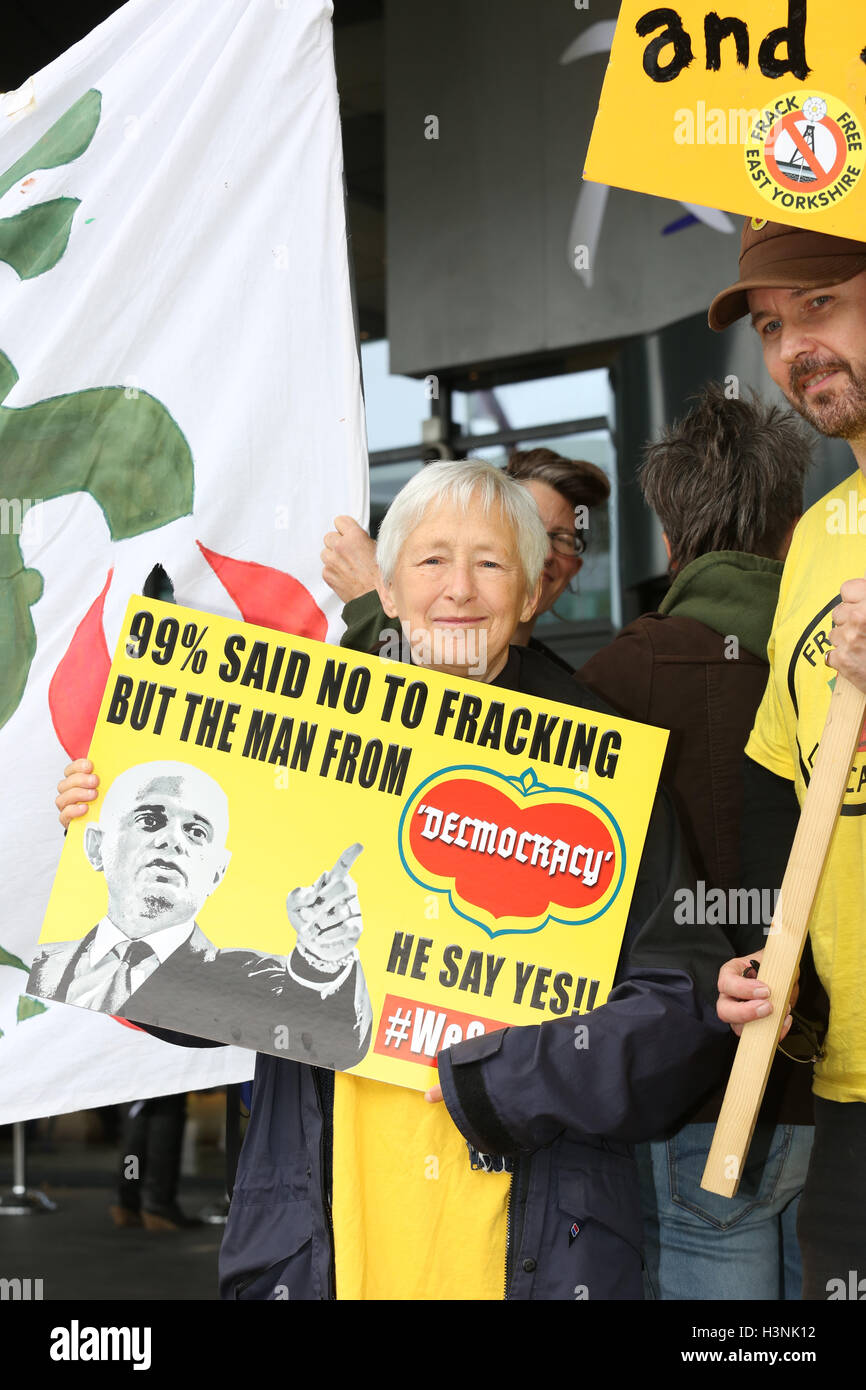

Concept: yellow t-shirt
[[746, 468, 866, 1102], [331, 1072, 510, 1300]]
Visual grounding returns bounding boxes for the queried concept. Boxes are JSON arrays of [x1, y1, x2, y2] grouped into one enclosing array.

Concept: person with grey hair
[[576, 381, 818, 1300], [322, 448, 610, 670], [201, 456, 733, 1301], [57, 460, 734, 1298], [45, 760, 372, 1070], [373, 458, 546, 679]]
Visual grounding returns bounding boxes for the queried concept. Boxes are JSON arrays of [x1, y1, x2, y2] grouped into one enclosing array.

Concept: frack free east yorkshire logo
[[398, 766, 625, 938], [745, 91, 865, 216]]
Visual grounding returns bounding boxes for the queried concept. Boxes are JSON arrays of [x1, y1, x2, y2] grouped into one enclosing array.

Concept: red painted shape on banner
[[48, 569, 113, 758], [112, 1017, 144, 1032], [409, 778, 616, 920], [198, 541, 327, 640]]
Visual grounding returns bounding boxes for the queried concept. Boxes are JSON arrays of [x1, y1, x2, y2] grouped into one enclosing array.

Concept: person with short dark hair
[[639, 382, 809, 574], [506, 447, 609, 509], [576, 381, 818, 1300]]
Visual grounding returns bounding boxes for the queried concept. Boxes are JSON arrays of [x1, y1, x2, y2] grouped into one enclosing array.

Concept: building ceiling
[[2, 0, 387, 339], [333, 3, 385, 339]]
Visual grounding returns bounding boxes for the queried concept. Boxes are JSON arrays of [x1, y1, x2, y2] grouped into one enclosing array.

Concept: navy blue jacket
[[214, 782, 733, 1300], [144, 649, 735, 1299]]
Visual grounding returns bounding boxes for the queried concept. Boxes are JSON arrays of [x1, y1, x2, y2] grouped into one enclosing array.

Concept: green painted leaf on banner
[[0, 89, 102, 199], [0, 198, 80, 279], [0, 87, 197, 732], [0, 89, 101, 281], [0, 349, 195, 731], [0, 943, 29, 972], [17, 995, 48, 1022]]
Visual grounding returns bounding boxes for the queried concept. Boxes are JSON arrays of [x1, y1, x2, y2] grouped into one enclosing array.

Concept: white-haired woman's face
[[381, 492, 538, 683]]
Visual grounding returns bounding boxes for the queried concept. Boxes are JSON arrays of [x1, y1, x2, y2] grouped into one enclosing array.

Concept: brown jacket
[[578, 611, 769, 892], [576, 552, 814, 1125]]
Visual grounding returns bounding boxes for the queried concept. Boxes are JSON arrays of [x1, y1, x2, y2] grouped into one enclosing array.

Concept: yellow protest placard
[[31, 597, 667, 1092], [584, 1, 866, 237]]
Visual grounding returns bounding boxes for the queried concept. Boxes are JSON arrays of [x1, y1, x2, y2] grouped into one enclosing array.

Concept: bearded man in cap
[[711, 218, 866, 1299]]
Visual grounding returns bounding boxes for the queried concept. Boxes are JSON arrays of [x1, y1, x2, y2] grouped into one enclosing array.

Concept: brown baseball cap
[[708, 217, 866, 331]]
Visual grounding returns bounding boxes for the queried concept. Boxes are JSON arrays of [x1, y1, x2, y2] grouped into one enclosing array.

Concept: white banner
[[0, 0, 368, 1122]]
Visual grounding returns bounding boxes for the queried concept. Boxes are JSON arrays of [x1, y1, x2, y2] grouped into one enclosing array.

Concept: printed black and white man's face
[[86, 769, 230, 936]]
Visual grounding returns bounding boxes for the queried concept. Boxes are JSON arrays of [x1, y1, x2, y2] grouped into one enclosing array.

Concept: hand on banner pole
[[716, 948, 798, 1039], [286, 843, 365, 970], [321, 517, 380, 604], [828, 579, 866, 695]]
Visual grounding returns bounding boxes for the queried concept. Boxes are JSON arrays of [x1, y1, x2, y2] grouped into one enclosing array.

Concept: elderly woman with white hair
[[57, 460, 734, 1301], [323, 447, 611, 672], [375, 459, 550, 688]]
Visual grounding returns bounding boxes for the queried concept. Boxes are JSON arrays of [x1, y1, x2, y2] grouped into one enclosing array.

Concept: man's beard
[[141, 892, 173, 919], [787, 356, 866, 439]]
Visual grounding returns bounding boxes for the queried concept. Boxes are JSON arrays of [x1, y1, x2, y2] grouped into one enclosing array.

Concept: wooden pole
[[701, 672, 866, 1197]]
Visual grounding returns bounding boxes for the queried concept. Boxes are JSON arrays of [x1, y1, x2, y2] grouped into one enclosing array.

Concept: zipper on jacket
[[312, 1067, 336, 1300], [503, 1173, 514, 1299], [503, 1157, 529, 1300], [234, 1257, 289, 1299]]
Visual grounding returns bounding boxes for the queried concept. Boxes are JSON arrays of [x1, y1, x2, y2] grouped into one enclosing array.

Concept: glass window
[[361, 340, 430, 452], [453, 368, 613, 438], [369, 459, 423, 537], [362, 353, 620, 636]]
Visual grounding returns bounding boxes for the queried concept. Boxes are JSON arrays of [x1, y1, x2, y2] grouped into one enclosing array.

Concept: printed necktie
[[104, 938, 155, 1015]]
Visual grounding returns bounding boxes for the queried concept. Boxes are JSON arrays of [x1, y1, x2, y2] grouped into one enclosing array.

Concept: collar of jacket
[[370, 635, 524, 688], [657, 550, 783, 660]]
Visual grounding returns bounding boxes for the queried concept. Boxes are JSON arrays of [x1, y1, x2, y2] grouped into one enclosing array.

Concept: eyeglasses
[[547, 530, 586, 558]]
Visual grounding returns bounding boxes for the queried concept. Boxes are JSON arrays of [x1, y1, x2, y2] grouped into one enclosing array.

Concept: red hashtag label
[[373, 993, 509, 1067]]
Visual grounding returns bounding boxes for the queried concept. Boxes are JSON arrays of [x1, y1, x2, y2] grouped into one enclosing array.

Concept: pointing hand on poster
[[286, 843, 365, 967]]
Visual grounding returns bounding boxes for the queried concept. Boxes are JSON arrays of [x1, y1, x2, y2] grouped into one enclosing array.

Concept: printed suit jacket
[[28, 924, 371, 1071]]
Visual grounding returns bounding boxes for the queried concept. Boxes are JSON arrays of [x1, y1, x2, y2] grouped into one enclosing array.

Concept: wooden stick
[[701, 671, 866, 1197]]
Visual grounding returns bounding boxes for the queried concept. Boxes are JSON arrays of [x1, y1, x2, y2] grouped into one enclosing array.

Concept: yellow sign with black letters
[[585, 1, 866, 237], [31, 597, 667, 1091]]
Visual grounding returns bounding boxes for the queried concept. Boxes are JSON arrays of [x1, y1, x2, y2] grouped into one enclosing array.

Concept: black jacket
[[212, 645, 734, 1299]]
